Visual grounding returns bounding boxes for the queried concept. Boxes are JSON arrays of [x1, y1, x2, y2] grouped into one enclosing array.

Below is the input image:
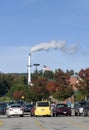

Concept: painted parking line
[[0, 120, 3, 126], [34, 119, 45, 130]]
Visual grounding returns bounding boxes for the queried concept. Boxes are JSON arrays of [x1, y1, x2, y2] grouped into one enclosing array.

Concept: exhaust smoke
[[30, 40, 77, 54]]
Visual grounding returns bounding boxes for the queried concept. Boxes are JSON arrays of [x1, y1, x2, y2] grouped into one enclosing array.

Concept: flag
[[43, 65, 51, 71]]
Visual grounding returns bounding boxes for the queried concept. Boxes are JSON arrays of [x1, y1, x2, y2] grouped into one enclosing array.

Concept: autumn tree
[[29, 77, 49, 101], [13, 90, 25, 101], [45, 81, 59, 94], [77, 68, 89, 99], [53, 69, 74, 100], [43, 70, 54, 79]]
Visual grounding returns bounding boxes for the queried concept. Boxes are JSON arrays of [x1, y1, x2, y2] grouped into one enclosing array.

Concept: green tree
[[43, 70, 54, 79]]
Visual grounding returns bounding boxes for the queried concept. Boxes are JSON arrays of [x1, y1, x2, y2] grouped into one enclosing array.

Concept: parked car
[[83, 100, 89, 116], [30, 104, 36, 117], [4, 101, 14, 106], [6, 103, 24, 118], [53, 103, 71, 116], [74, 101, 86, 116], [0, 102, 7, 113], [0, 104, 6, 115], [23, 103, 34, 114], [31, 101, 52, 117]]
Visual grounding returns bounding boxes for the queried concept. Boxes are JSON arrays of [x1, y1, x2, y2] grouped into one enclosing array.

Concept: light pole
[[33, 63, 40, 73]]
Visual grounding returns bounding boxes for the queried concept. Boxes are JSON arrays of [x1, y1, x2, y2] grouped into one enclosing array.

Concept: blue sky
[[0, 0, 89, 73]]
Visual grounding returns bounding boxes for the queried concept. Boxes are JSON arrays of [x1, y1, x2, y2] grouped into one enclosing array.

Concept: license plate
[[15, 112, 18, 114], [41, 109, 45, 111], [63, 112, 67, 114]]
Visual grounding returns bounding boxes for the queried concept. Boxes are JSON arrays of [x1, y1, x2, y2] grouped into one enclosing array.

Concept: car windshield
[[11, 104, 21, 108], [37, 102, 49, 107], [0, 105, 4, 109], [79, 101, 86, 107], [56, 104, 67, 108], [86, 102, 89, 107], [26, 104, 33, 107]]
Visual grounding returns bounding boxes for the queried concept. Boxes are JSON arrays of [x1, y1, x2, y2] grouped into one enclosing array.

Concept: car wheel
[[31, 114, 33, 117], [79, 113, 81, 116], [53, 113, 55, 117], [7, 115, 10, 118], [75, 112, 77, 116], [56, 113, 58, 116], [20, 115, 24, 117], [83, 111, 87, 116]]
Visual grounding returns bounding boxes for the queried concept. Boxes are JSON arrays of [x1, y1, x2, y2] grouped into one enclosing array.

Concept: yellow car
[[34, 101, 52, 117]]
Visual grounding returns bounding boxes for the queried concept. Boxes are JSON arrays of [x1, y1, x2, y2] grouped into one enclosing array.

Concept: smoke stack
[[28, 53, 31, 84], [28, 40, 78, 84]]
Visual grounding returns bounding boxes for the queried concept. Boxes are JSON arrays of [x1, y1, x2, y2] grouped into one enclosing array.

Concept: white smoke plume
[[67, 45, 78, 54], [30, 40, 77, 54]]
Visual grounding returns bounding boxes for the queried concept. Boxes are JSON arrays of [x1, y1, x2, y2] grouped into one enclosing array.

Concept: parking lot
[[0, 114, 89, 130]]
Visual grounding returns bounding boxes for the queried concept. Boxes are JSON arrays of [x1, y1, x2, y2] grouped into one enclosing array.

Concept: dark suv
[[0, 104, 6, 115], [83, 100, 89, 116]]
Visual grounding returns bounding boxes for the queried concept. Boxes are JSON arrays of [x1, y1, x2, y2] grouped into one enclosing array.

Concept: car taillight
[[20, 108, 23, 111], [6, 108, 9, 110], [9, 108, 13, 111]]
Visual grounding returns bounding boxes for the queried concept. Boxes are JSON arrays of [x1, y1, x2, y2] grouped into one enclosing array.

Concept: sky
[[0, 0, 89, 73]]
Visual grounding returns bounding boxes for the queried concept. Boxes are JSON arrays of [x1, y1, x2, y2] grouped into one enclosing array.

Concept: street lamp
[[33, 63, 40, 73]]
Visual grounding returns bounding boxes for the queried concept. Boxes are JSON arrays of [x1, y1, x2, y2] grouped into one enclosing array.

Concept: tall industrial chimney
[[28, 53, 31, 84]]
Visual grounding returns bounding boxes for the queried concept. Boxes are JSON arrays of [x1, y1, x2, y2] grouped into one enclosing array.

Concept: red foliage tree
[[46, 81, 59, 94], [13, 90, 25, 100]]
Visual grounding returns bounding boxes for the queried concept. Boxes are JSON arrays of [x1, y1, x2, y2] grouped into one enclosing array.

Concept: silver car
[[74, 101, 86, 116], [6, 103, 24, 118]]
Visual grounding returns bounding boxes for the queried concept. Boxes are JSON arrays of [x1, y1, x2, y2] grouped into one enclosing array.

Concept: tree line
[[0, 68, 89, 102]]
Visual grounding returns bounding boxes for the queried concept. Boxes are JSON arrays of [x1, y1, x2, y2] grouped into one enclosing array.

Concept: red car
[[30, 104, 36, 116], [53, 103, 71, 116]]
